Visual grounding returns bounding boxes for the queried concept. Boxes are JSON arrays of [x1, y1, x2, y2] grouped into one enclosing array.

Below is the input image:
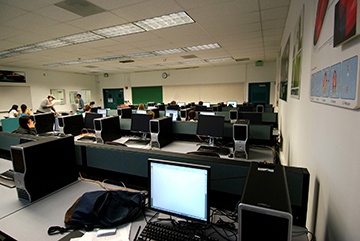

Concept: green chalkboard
[[132, 86, 163, 104]]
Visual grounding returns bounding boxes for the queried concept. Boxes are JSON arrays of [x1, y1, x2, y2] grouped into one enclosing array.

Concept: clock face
[[162, 72, 168, 79]]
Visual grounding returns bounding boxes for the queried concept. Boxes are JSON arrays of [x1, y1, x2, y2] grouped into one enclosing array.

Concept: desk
[[0, 158, 308, 241]]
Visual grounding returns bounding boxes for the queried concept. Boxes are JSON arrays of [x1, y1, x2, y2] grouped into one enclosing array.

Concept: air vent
[[55, 0, 106, 17], [119, 60, 135, 63], [181, 55, 198, 59], [235, 58, 250, 62]]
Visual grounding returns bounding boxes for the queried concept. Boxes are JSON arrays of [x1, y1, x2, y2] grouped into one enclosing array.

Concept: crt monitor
[[196, 114, 225, 145], [32, 112, 55, 134], [165, 109, 178, 121], [84, 112, 102, 131], [148, 158, 211, 222]]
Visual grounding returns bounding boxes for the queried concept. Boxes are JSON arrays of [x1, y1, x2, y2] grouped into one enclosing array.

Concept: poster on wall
[[291, 5, 304, 99], [0, 70, 26, 83], [310, 0, 360, 109], [280, 36, 290, 101]]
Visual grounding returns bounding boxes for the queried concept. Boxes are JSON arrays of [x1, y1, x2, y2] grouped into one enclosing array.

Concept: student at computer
[[18, 104, 32, 117], [37, 95, 59, 115], [138, 103, 146, 110], [7, 104, 19, 118], [12, 116, 37, 135], [89, 101, 95, 108]]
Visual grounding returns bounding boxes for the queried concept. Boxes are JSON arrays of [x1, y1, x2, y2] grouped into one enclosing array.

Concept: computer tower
[[229, 109, 238, 123], [94, 116, 122, 144], [10, 136, 78, 202], [238, 162, 292, 241], [233, 120, 249, 159], [150, 116, 173, 148], [180, 109, 187, 121]]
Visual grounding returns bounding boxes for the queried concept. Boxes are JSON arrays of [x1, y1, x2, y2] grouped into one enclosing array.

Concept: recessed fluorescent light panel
[[35, 39, 73, 49], [184, 43, 221, 51], [92, 23, 145, 37], [134, 11, 194, 30], [153, 48, 186, 55], [126, 52, 156, 58], [206, 57, 234, 62], [59, 32, 104, 44]]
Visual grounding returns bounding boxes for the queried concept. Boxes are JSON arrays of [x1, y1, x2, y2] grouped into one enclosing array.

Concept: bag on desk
[[64, 189, 146, 229]]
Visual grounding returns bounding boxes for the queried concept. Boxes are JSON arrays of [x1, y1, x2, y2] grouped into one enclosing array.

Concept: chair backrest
[[1, 117, 20, 133]]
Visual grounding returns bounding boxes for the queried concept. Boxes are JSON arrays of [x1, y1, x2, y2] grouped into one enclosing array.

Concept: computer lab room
[[0, 0, 359, 240]]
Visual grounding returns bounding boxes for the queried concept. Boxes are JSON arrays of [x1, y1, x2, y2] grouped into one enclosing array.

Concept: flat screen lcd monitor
[[32, 112, 55, 134], [203, 102, 211, 107], [117, 108, 132, 119], [177, 102, 186, 107], [130, 113, 152, 133], [196, 114, 225, 138], [97, 109, 107, 117], [58, 114, 84, 136], [227, 100, 238, 107], [148, 158, 211, 222], [84, 112, 102, 131], [165, 109, 178, 121]]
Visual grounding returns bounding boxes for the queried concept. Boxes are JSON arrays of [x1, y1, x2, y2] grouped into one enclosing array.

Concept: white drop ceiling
[[0, 0, 290, 74]]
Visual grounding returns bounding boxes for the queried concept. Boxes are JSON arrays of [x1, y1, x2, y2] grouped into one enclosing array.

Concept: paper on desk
[[70, 223, 131, 241]]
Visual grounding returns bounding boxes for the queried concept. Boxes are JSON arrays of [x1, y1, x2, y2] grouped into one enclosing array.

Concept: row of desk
[[0, 156, 309, 241]]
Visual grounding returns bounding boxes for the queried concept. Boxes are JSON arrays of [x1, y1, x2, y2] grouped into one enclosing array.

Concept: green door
[[103, 88, 124, 109], [248, 82, 270, 104]]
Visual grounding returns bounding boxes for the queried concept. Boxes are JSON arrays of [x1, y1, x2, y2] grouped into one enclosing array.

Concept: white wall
[[96, 62, 276, 105], [0, 67, 98, 113], [279, 1, 360, 240]]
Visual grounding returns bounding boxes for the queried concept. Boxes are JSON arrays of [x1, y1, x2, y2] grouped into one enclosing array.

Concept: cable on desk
[[78, 172, 136, 192], [292, 227, 316, 241]]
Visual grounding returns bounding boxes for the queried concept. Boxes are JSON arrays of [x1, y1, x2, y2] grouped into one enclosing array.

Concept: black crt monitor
[[32, 112, 55, 134], [196, 114, 225, 146], [130, 113, 152, 139], [167, 104, 180, 110], [148, 158, 211, 222], [195, 105, 207, 111], [84, 112, 102, 132], [238, 112, 262, 124], [58, 114, 84, 136], [117, 107, 132, 119], [165, 109, 178, 121]]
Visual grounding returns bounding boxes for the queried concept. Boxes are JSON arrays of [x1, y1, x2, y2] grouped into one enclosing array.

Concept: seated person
[[12, 116, 37, 135], [138, 103, 146, 110], [187, 109, 197, 121], [18, 104, 32, 117], [7, 104, 19, 118]]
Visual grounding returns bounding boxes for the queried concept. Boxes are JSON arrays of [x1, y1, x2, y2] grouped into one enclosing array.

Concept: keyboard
[[137, 222, 219, 241], [0, 169, 14, 181], [197, 145, 230, 156], [125, 139, 150, 145]]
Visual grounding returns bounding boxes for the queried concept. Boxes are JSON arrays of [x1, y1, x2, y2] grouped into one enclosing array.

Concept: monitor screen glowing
[[149, 158, 210, 222]]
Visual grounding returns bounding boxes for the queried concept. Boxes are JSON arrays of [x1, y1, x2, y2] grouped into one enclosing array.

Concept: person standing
[[37, 95, 59, 115], [77, 94, 84, 110]]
